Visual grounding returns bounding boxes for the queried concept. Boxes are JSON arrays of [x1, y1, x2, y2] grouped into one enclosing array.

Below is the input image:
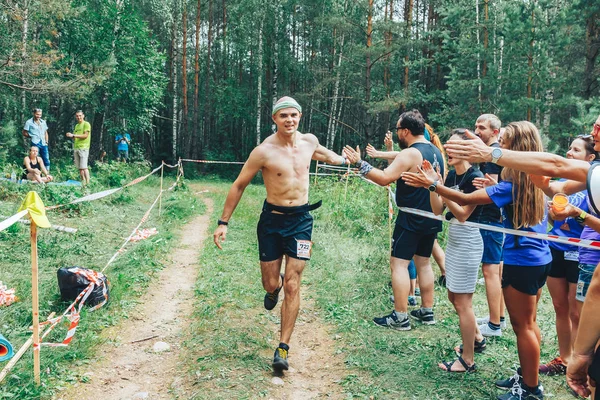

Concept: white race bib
[[296, 240, 313, 259], [564, 251, 579, 262]]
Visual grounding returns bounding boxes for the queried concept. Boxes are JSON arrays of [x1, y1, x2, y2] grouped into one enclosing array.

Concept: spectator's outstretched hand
[[365, 144, 379, 159], [343, 145, 361, 164], [473, 173, 498, 189], [529, 174, 550, 190], [445, 130, 491, 163], [548, 201, 578, 221], [384, 132, 393, 151], [402, 160, 438, 188]]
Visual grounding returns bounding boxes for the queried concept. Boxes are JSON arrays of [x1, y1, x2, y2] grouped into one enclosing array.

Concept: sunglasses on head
[[578, 134, 593, 139]]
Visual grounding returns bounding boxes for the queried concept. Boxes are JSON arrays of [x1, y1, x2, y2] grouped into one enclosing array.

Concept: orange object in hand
[[552, 193, 569, 211]]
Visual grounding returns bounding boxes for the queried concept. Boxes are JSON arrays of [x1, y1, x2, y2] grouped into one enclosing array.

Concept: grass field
[[185, 176, 575, 399], [0, 170, 577, 399], [0, 164, 200, 399]]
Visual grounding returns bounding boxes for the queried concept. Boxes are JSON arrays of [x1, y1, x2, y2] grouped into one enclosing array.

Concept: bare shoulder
[[397, 147, 423, 161]]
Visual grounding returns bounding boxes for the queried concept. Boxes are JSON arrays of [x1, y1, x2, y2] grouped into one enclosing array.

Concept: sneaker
[[373, 311, 411, 331], [438, 275, 446, 287], [264, 273, 284, 310], [410, 308, 435, 325], [272, 346, 289, 372], [495, 368, 521, 390], [414, 288, 421, 296], [539, 357, 567, 376], [497, 381, 543, 400], [479, 322, 502, 337], [477, 315, 507, 329]]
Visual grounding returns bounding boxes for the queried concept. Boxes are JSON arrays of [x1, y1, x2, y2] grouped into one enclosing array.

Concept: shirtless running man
[[213, 96, 347, 372]]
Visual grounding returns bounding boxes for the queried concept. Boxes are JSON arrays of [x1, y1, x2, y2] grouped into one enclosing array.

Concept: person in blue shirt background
[[403, 121, 550, 400], [22, 108, 51, 170], [115, 132, 131, 162]]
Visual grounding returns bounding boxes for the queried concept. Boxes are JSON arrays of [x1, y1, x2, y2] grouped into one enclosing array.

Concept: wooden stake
[[0, 313, 55, 384], [159, 162, 164, 216], [30, 220, 40, 386], [313, 161, 319, 186]]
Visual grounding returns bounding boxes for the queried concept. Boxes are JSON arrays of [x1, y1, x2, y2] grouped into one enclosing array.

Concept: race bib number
[[296, 240, 313, 259], [564, 251, 579, 262]]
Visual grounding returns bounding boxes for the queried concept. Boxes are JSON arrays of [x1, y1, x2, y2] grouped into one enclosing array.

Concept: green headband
[[272, 98, 302, 115]]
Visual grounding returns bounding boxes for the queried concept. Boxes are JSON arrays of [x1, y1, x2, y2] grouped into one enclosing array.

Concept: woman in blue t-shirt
[[403, 121, 549, 399], [535, 136, 598, 376]]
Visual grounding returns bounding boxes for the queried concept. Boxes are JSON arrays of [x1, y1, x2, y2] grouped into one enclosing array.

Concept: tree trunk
[[476, 0, 481, 106], [204, 0, 213, 149], [366, 0, 373, 103], [255, 19, 263, 146], [222, 0, 227, 80], [182, 0, 189, 156], [21, 0, 28, 126], [403, 0, 414, 110], [327, 32, 344, 148], [192, 0, 201, 158], [527, 3, 535, 121], [583, 10, 600, 99]]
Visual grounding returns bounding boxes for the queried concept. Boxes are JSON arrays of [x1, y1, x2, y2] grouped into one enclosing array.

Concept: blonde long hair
[[500, 121, 546, 228]]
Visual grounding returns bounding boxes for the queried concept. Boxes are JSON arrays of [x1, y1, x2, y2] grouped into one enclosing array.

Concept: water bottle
[[10, 171, 16, 182]]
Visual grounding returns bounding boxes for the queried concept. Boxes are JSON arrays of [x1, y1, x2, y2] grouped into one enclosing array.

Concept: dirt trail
[[267, 287, 349, 400], [56, 193, 214, 400], [56, 187, 351, 399]]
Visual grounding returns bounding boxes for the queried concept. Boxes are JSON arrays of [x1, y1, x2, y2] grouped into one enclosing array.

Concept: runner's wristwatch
[[491, 147, 503, 164], [428, 181, 438, 192]]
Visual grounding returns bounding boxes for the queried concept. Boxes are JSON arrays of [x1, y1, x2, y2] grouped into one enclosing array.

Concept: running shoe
[[495, 368, 521, 390], [272, 346, 289, 372], [409, 308, 435, 325], [477, 315, 507, 329], [497, 381, 543, 400], [264, 273, 284, 310], [373, 311, 411, 331], [414, 288, 421, 296], [539, 357, 566, 376], [479, 322, 502, 337]]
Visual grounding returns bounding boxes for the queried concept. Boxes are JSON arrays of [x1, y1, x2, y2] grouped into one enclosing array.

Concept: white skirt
[[445, 223, 484, 294]]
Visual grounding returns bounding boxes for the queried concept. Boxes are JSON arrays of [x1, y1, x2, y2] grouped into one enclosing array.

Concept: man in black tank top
[[344, 109, 444, 331]]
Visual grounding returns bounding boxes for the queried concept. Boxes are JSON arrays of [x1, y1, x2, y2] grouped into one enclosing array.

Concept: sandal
[[454, 337, 486, 355], [438, 356, 477, 373]]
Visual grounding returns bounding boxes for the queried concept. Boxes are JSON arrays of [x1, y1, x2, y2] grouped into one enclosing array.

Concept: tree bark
[[255, 19, 263, 146], [402, 0, 414, 110], [193, 0, 201, 158], [182, 0, 189, 156], [583, 11, 600, 99], [527, 2, 535, 121], [204, 0, 213, 149]]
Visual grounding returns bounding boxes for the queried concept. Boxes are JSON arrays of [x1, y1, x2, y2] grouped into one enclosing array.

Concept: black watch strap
[[218, 219, 229, 226]]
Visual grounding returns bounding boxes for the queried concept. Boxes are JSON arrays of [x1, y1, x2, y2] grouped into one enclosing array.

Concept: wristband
[[358, 160, 374, 176], [340, 156, 349, 166], [575, 210, 587, 224], [217, 219, 229, 226]]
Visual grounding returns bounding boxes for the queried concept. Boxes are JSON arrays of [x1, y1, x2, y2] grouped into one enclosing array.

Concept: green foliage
[[0, 163, 198, 397]]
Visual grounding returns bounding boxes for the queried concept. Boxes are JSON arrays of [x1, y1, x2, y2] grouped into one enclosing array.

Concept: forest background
[[1, 0, 599, 168]]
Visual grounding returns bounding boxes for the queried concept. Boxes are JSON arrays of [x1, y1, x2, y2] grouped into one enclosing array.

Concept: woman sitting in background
[[23, 146, 53, 183]]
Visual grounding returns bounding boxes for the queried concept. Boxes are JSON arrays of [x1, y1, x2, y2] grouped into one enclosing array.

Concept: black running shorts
[[391, 224, 437, 260], [502, 263, 551, 295], [257, 205, 314, 262]]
